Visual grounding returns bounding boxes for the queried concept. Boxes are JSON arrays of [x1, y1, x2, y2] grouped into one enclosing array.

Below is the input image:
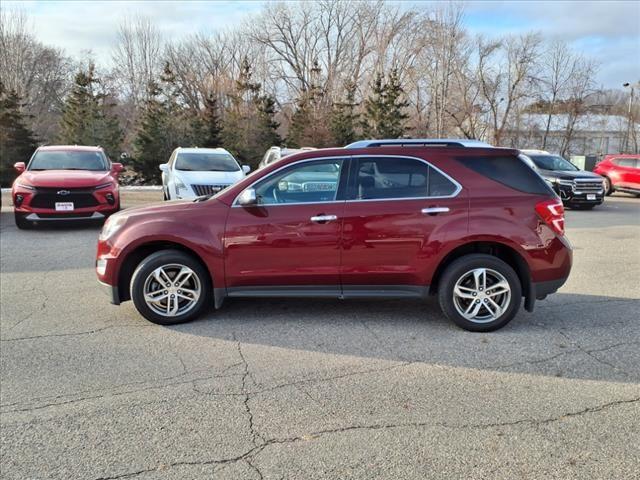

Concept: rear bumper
[[533, 276, 568, 299], [98, 280, 120, 305]]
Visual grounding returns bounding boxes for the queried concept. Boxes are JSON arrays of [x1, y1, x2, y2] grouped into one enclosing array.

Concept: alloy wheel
[[452, 268, 512, 323], [142, 263, 201, 317]]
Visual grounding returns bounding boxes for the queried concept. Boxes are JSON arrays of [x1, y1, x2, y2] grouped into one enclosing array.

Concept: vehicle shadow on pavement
[[165, 291, 639, 385]]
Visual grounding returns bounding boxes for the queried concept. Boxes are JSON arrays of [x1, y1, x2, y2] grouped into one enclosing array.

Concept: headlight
[[94, 182, 115, 190], [175, 177, 188, 194], [99, 215, 127, 240], [16, 182, 35, 190], [544, 178, 555, 186]]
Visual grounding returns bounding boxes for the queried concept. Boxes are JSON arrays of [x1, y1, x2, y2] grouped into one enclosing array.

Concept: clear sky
[[4, 0, 640, 88]]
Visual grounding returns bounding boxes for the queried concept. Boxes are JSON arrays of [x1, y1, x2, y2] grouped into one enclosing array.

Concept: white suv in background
[[258, 146, 316, 169], [160, 147, 250, 200]]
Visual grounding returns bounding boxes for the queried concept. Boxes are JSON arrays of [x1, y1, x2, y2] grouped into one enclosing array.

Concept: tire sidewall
[[438, 254, 522, 332], [130, 250, 212, 325], [604, 177, 613, 196]]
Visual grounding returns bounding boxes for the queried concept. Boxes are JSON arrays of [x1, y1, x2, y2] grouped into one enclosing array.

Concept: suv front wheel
[[130, 250, 212, 325], [438, 254, 522, 332]]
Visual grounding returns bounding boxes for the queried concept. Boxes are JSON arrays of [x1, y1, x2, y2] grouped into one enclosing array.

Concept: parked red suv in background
[[96, 140, 572, 332], [593, 154, 640, 196], [12, 145, 123, 229]]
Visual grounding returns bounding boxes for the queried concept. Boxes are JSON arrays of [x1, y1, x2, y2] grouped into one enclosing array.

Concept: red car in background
[[96, 139, 572, 332], [594, 154, 640, 196], [12, 145, 123, 229]]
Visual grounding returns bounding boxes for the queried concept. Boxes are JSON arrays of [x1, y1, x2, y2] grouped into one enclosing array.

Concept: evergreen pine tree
[[58, 63, 122, 158], [200, 93, 223, 148], [132, 81, 170, 182], [0, 82, 37, 186], [382, 69, 409, 138], [362, 69, 409, 139], [330, 81, 360, 146], [222, 57, 281, 168]]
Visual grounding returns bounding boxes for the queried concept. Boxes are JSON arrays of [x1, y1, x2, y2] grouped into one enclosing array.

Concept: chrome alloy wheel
[[142, 263, 201, 317], [452, 268, 511, 323]]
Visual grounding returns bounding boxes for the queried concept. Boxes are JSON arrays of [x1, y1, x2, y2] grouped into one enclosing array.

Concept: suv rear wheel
[[130, 250, 212, 325], [438, 254, 522, 332]]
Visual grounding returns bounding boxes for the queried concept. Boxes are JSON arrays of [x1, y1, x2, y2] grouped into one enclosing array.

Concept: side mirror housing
[[159, 163, 169, 172], [111, 162, 124, 174], [14, 162, 26, 173], [242, 165, 251, 174], [237, 188, 257, 206]]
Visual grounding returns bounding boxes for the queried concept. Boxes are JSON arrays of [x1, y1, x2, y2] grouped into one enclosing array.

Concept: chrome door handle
[[310, 214, 338, 223], [421, 207, 450, 215]]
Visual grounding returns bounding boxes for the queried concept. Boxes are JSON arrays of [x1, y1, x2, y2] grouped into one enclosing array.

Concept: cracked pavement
[[1, 191, 639, 479]]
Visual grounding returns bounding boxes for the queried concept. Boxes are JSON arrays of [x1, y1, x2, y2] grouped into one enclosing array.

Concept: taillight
[[535, 199, 565, 236]]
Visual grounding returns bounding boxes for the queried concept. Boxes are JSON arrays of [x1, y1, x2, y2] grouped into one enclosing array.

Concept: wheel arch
[[117, 241, 221, 307], [430, 241, 534, 311]]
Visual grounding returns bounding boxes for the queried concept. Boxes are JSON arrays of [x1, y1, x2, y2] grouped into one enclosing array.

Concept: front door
[[224, 158, 347, 294], [341, 155, 467, 294]]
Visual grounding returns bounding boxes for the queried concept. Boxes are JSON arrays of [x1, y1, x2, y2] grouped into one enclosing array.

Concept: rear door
[[340, 155, 468, 294]]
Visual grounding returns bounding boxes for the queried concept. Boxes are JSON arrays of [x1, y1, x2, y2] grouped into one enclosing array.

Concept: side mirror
[[14, 162, 26, 173], [237, 188, 257, 206], [111, 162, 124, 174], [159, 163, 169, 172], [242, 165, 251, 174]]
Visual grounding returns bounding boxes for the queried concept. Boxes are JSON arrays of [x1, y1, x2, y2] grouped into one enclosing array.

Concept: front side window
[[28, 150, 108, 171], [175, 152, 239, 172], [353, 157, 457, 200], [253, 159, 344, 205]]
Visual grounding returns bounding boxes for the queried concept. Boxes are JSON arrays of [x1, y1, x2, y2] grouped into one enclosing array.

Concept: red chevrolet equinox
[[13, 145, 123, 229], [96, 140, 572, 332]]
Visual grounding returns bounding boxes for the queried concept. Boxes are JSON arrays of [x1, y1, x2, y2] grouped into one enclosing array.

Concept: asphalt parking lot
[[1, 191, 639, 479]]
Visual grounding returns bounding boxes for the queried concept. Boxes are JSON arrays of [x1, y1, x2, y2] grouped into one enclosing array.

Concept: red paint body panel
[[593, 155, 640, 191], [96, 146, 572, 307], [224, 202, 345, 287], [341, 194, 469, 286]]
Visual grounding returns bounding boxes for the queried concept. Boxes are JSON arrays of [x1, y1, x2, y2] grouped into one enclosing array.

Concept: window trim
[[232, 156, 349, 207], [346, 154, 462, 202], [232, 154, 462, 207]]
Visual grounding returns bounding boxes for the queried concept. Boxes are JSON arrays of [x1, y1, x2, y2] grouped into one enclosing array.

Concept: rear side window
[[352, 157, 458, 200], [456, 155, 553, 195], [616, 158, 639, 168]]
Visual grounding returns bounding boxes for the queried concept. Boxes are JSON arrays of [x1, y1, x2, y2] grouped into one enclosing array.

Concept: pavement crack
[[237, 341, 264, 446], [558, 330, 629, 376], [1, 324, 154, 342]]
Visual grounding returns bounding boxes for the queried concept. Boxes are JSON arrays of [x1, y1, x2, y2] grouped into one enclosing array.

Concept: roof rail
[[345, 138, 493, 149]]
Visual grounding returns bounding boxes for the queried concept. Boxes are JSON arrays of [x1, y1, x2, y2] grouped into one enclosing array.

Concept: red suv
[[96, 140, 572, 332], [12, 145, 123, 229], [593, 154, 640, 196]]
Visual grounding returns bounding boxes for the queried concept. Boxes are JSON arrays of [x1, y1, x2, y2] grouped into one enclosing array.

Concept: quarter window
[[253, 159, 344, 205], [353, 157, 458, 200]]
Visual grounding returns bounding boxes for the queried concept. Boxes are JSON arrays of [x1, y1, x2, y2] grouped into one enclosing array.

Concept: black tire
[[14, 212, 33, 230], [437, 254, 522, 332], [130, 249, 212, 325], [603, 177, 613, 196]]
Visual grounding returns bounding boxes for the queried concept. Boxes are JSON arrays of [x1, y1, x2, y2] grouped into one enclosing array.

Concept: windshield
[[528, 154, 578, 172], [28, 151, 108, 171], [175, 152, 240, 172]]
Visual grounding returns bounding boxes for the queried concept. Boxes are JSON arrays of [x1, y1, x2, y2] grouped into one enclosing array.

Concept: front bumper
[[554, 183, 604, 205], [98, 280, 120, 305]]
